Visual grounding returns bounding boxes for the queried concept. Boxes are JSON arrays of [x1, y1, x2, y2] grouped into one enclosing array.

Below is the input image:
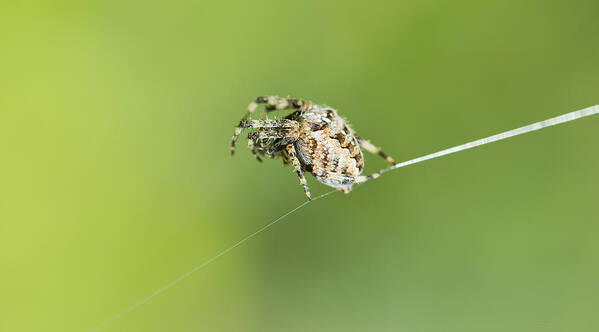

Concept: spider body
[[232, 96, 396, 200]]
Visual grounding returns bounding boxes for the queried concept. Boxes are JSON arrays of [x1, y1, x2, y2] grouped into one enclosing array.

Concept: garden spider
[[231, 96, 397, 200]]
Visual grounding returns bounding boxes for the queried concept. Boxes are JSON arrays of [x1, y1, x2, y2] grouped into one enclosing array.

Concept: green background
[[1, 0, 598, 331]]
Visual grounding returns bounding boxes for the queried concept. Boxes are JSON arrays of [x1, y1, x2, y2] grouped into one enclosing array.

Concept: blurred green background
[[1, 0, 598, 331]]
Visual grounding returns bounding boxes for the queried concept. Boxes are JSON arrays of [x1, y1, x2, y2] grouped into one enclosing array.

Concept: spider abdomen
[[295, 126, 364, 190]]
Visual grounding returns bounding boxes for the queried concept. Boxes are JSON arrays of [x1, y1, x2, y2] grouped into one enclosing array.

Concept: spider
[[231, 96, 397, 200]]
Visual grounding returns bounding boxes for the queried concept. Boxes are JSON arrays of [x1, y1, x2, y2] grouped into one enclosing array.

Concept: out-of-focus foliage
[[1, 0, 598, 331]]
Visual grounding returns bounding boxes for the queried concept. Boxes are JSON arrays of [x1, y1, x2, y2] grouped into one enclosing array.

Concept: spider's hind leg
[[357, 172, 382, 184], [357, 137, 397, 165], [355, 137, 397, 184]]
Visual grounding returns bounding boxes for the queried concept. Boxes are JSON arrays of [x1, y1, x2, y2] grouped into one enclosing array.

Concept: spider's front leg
[[285, 144, 312, 201], [240, 119, 298, 130], [231, 96, 307, 155]]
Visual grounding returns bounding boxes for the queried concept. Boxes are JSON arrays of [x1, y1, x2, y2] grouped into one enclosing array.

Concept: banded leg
[[240, 119, 298, 130], [356, 138, 397, 184], [231, 96, 306, 155], [262, 96, 307, 113], [247, 138, 262, 162], [357, 137, 397, 165], [357, 172, 382, 183], [285, 144, 312, 201]]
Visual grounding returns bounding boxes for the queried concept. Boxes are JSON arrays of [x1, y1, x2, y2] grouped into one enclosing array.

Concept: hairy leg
[[240, 119, 298, 130], [247, 138, 262, 162], [357, 137, 397, 165], [285, 144, 312, 200], [355, 137, 397, 184], [356, 172, 381, 184]]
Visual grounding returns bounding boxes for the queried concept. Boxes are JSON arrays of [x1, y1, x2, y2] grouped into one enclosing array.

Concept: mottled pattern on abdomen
[[302, 127, 364, 189]]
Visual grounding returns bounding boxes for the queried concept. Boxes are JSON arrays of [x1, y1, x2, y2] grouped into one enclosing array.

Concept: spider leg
[[240, 119, 298, 130], [274, 150, 291, 165], [231, 96, 307, 155], [354, 137, 397, 184], [247, 138, 262, 162], [231, 98, 264, 155], [357, 137, 397, 165], [355, 159, 392, 183], [285, 144, 312, 201], [243, 120, 300, 147], [356, 172, 382, 184], [262, 96, 306, 113]]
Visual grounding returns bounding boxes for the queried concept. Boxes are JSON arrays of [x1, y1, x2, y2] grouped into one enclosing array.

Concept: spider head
[[247, 130, 277, 157], [248, 129, 297, 158]]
